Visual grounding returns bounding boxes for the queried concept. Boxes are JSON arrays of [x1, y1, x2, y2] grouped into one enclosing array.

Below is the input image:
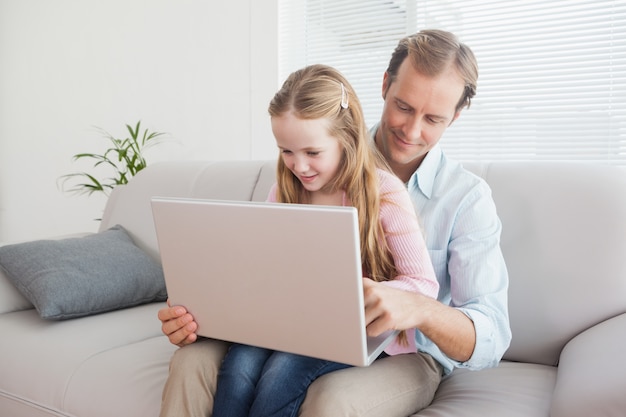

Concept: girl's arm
[[266, 183, 278, 202], [377, 170, 439, 299]]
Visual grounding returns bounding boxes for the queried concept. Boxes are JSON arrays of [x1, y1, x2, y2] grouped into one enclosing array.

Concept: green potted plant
[[60, 121, 166, 197]]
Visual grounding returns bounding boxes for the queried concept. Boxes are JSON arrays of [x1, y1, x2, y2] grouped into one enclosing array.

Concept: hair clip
[[340, 83, 349, 109]]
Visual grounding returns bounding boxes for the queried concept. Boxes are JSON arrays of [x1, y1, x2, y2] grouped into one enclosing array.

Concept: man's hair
[[386, 29, 478, 112]]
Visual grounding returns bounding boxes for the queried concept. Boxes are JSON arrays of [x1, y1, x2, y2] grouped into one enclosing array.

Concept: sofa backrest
[[464, 162, 626, 365], [100, 160, 626, 367], [99, 160, 277, 261]]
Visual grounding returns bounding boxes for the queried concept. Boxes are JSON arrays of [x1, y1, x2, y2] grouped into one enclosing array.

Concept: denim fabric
[[213, 344, 351, 417]]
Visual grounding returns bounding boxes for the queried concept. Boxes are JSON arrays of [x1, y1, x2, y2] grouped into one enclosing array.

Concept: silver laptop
[[151, 197, 398, 367]]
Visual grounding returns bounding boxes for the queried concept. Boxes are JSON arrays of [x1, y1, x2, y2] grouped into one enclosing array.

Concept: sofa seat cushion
[[412, 361, 556, 417], [0, 303, 175, 417]]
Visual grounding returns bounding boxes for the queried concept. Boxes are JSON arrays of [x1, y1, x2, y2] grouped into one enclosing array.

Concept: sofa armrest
[[550, 312, 626, 417]]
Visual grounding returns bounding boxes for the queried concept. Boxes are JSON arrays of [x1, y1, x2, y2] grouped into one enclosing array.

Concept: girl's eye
[[281, 149, 292, 155], [307, 151, 320, 156]]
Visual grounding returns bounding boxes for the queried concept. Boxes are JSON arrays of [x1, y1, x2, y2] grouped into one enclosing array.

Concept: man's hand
[[362, 277, 476, 362], [362, 277, 423, 336], [157, 301, 199, 347]]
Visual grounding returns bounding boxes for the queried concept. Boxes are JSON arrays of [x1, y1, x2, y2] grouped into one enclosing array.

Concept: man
[[158, 29, 511, 416]]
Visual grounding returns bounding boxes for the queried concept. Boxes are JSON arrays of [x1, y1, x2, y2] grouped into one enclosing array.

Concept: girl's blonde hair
[[268, 64, 396, 284]]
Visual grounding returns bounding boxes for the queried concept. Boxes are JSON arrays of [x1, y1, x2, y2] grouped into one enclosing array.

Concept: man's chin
[[390, 148, 417, 164], [390, 148, 428, 168]]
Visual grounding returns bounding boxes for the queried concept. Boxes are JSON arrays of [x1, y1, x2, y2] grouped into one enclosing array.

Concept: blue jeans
[[212, 344, 351, 417]]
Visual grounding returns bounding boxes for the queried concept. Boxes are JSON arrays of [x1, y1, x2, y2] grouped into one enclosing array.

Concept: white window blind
[[278, 0, 415, 128], [279, 0, 626, 164]]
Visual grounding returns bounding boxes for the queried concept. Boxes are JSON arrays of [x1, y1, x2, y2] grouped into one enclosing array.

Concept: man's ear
[[382, 71, 390, 99]]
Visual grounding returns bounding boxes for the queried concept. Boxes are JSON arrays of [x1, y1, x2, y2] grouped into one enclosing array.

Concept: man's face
[[376, 58, 466, 181]]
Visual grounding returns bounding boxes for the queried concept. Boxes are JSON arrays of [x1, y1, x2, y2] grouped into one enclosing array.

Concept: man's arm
[[363, 278, 475, 362], [368, 169, 511, 371]]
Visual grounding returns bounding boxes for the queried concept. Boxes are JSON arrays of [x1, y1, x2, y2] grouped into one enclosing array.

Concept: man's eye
[[427, 117, 443, 125], [396, 102, 409, 112]]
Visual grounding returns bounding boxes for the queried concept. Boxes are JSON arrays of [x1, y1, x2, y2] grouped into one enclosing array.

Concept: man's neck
[[391, 158, 422, 184]]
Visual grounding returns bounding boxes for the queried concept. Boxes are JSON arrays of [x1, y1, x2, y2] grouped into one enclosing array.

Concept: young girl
[[212, 64, 438, 417]]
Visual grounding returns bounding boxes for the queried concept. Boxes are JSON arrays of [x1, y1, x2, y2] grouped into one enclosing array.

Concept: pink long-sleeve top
[[268, 168, 439, 355]]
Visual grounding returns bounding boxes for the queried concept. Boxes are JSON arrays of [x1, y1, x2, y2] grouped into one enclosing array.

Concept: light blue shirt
[[409, 145, 511, 375], [372, 128, 511, 375]]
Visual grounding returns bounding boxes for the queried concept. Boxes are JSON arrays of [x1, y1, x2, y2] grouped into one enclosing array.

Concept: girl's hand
[[157, 300, 199, 347]]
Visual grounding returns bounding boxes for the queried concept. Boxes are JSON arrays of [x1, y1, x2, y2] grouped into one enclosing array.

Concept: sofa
[[1, 159, 625, 417]]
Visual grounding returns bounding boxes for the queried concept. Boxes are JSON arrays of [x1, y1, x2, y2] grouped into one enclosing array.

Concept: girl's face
[[271, 111, 343, 196]]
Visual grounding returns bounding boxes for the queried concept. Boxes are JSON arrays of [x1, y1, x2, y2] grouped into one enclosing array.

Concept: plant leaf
[[60, 120, 167, 199]]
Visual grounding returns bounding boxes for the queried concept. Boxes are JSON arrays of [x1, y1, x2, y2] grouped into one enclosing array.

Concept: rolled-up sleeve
[[446, 180, 511, 370]]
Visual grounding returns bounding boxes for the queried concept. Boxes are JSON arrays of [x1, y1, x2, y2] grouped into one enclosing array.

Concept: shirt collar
[[407, 144, 441, 200]]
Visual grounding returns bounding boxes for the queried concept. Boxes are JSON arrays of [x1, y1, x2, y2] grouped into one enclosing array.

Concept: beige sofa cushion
[[0, 304, 175, 417], [465, 162, 626, 365], [413, 362, 556, 417]]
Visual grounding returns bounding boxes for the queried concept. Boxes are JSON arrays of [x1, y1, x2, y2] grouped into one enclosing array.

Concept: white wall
[[0, 0, 279, 242]]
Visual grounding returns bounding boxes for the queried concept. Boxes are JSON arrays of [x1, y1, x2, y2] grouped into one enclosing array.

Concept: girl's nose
[[293, 155, 309, 173]]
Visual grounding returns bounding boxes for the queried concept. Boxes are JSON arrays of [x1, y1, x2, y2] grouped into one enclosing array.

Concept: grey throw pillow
[[0, 225, 167, 320]]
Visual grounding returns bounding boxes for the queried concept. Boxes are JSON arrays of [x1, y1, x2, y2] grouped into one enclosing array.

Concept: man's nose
[[404, 116, 422, 141]]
